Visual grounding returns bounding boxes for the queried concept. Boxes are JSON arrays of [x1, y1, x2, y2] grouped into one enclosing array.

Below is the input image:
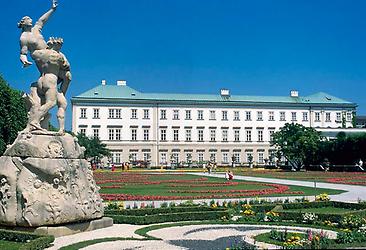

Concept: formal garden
[[52, 196, 366, 249], [95, 172, 345, 201]]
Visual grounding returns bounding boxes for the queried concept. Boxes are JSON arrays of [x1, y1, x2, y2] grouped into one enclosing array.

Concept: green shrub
[[0, 229, 54, 250], [105, 206, 220, 216]]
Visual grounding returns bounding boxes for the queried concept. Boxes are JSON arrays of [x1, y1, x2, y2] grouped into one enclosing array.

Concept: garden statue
[[18, 0, 71, 134], [0, 0, 106, 230]]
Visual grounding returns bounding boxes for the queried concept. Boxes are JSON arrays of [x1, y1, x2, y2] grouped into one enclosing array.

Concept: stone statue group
[[0, 0, 104, 228], [18, 0, 70, 134]]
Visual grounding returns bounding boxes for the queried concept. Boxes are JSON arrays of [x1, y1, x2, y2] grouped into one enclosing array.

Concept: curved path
[[48, 223, 337, 250]]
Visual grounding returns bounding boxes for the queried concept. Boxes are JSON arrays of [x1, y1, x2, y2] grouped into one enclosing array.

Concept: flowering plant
[[264, 211, 280, 222], [315, 193, 330, 201], [302, 212, 318, 224], [340, 215, 366, 229]]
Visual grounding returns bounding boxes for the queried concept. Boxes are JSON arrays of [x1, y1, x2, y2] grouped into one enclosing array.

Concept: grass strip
[[59, 237, 155, 250]]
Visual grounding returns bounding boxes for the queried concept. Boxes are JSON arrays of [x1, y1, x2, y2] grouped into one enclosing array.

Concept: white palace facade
[[71, 80, 357, 167]]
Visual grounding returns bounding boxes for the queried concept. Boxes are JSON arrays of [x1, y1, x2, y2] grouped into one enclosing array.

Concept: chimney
[[220, 88, 230, 97], [101, 79, 106, 85], [290, 90, 299, 97], [117, 80, 127, 86]]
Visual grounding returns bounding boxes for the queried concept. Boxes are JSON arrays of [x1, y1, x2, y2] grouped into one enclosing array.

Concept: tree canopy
[[76, 133, 110, 161], [320, 132, 366, 165], [271, 123, 322, 170], [0, 75, 27, 155]]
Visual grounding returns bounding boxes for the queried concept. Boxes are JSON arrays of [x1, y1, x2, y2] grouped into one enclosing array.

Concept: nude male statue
[[18, 0, 71, 134]]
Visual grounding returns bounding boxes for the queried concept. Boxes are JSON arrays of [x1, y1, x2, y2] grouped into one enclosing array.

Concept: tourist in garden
[[228, 171, 234, 180], [225, 170, 230, 180]]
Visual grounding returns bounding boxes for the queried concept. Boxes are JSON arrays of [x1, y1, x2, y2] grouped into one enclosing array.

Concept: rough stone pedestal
[[34, 217, 113, 237], [0, 132, 104, 227]]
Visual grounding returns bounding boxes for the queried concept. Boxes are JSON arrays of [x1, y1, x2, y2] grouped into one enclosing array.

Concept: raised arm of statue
[[35, 0, 58, 30]]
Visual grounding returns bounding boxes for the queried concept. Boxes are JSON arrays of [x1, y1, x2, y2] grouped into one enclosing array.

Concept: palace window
[[115, 109, 121, 119], [245, 111, 251, 121], [160, 110, 166, 119], [315, 112, 321, 122], [197, 110, 204, 120], [185, 129, 191, 141], [257, 111, 263, 121], [93, 128, 99, 139], [325, 112, 331, 122], [108, 129, 115, 140], [115, 129, 121, 140], [280, 112, 286, 121], [222, 111, 228, 120], [210, 129, 216, 142], [257, 130, 263, 142], [209, 110, 216, 120], [303, 112, 308, 121], [234, 129, 240, 142], [185, 110, 191, 120], [198, 129, 204, 141], [131, 129, 137, 141], [173, 129, 179, 141], [222, 129, 228, 141], [269, 111, 275, 121], [173, 110, 179, 120], [234, 111, 240, 121], [80, 108, 87, 119], [291, 112, 297, 121], [160, 129, 166, 141], [93, 108, 99, 119], [143, 129, 149, 141], [131, 109, 137, 119], [109, 109, 115, 119], [246, 129, 252, 142], [143, 109, 149, 119]]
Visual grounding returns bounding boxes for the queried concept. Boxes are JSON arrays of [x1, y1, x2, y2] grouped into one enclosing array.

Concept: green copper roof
[[72, 84, 356, 106]]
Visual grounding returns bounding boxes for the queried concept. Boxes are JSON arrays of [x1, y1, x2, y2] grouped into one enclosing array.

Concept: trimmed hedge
[[110, 210, 229, 225], [105, 206, 221, 216], [0, 229, 54, 250]]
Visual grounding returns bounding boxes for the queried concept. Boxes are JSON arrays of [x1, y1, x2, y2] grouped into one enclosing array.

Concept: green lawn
[[254, 231, 306, 247], [0, 240, 25, 250], [97, 173, 345, 198]]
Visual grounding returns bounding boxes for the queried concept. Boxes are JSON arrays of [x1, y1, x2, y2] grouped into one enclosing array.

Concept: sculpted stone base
[[34, 217, 113, 237], [0, 132, 103, 227]]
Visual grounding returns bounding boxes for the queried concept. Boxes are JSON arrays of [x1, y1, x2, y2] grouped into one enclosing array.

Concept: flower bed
[[95, 172, 303, 201], [326, 176, 366, 185]]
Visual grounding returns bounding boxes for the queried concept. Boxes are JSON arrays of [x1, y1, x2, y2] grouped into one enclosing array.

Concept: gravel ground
[[49, 224, 338, 250], [47, 224, 144, 250]]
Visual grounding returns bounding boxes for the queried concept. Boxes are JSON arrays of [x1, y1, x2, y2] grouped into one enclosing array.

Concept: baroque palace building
[[71, 80, 357, 167]]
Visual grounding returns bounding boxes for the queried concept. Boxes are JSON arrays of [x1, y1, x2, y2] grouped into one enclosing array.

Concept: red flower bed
[[326, 176, 366, 185], [95, 172, 302, 201]]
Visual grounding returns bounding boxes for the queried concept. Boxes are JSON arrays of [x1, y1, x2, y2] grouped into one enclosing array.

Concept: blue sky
[[1, 0, 366, 130]]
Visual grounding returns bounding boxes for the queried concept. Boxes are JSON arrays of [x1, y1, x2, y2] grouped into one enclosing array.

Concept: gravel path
[[76, 224, 337, 250], [190, 172, 366, 202], [47, 224, 144, 250]]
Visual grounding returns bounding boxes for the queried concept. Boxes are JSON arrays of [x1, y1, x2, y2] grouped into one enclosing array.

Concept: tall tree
[[0, 75, 27, 155], [76, 133, 110, 162], [271, 123, 322, 170]]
